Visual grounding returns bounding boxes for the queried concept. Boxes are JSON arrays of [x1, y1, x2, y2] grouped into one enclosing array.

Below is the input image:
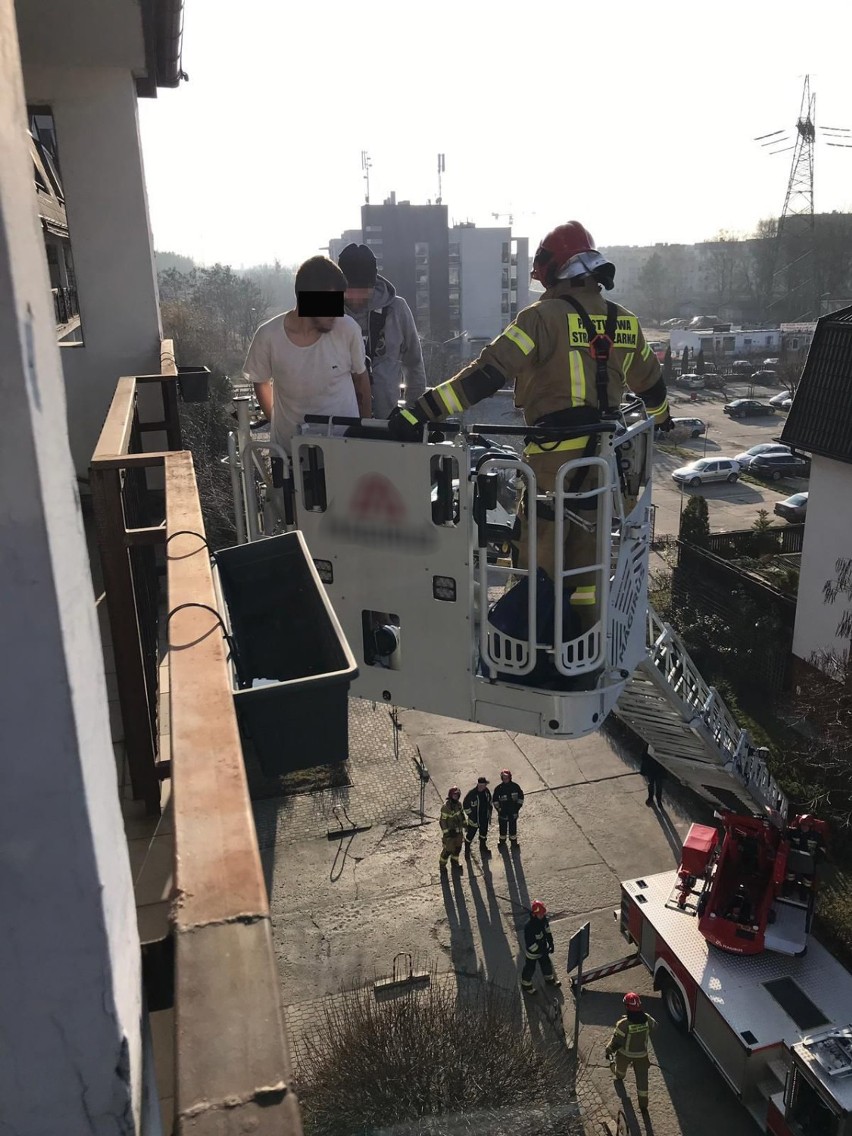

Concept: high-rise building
[[360, 194, 450, 342], [449, 223, 529, 360]]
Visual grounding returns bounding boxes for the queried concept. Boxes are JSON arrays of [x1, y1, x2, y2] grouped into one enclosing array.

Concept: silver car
[[671, 457, 741, 486], [734, 443, 791, 469]]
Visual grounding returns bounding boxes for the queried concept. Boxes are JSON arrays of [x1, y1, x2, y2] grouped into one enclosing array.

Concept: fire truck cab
[[619, 870, 852, 1134]]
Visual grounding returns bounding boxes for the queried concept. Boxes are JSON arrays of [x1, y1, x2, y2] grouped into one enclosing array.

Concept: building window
[[365, 225, 382, 233], [502, 242, 510, 262]]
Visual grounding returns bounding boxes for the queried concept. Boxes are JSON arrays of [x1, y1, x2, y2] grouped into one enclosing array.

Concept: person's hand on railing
[[387, 405, 429, 442]]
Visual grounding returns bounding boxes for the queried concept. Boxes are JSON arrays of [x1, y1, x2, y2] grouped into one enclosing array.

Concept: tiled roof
[[781, 305, 852, 465]]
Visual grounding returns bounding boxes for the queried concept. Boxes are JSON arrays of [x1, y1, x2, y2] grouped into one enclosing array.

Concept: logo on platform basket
[[350, 475, 407, 523], [326, 472, 437, 552]]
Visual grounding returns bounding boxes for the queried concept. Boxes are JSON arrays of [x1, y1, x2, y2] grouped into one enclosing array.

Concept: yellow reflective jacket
[[413, 281, 666, 429], [606, 1013, 656, 1059]]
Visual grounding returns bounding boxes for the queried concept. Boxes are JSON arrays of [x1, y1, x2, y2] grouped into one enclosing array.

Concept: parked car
[[749, 452, 811, 481], [703, 372, 726, 389], [763, 357, 780, 367], [671, 458, 741, 486], [769, 390, 794, 409], [675, 373, 705, 390], [750, 369, 778, 386], [660, 417, 707, 439], [731, 360, 754, 375], [774, 492, 808, 523], [723, 399, 776, 418], [734, 443, 791, 469]]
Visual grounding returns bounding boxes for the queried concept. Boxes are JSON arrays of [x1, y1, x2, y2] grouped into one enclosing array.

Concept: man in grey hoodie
[[338, 244, 427, 419]]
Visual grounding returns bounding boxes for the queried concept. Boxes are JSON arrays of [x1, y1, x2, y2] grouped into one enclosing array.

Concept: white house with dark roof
[[780, 306, 852, 669]]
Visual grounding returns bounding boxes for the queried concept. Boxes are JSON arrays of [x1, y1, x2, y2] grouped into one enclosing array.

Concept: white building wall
[[22, 63, 163, 475], [1, 8, 143, 1130], [793, 455, 852, 665], [456, 225, 510, 342]]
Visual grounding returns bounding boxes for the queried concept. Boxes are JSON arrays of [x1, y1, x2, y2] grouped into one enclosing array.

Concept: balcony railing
[[52, 284, 79, 324], [90, 342, 302, 1134]]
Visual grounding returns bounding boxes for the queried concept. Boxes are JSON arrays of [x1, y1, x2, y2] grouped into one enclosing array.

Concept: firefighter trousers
[[613, 1052, 650, 1107], [497, 812, 519, 840], [516, 451, 601, 632], [465, 818, 489, 845], [521, 952, 555, 986], [440, 832, 463, 866]]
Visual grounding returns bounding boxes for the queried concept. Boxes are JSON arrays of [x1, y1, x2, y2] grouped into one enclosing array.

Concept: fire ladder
[[615, 605, 788, 818]]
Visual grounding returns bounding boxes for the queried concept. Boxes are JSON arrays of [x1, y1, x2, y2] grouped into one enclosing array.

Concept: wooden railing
[[91, 344, 302, 1133]]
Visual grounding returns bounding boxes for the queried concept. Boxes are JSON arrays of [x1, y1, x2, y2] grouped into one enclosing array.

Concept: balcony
[[90, 342, 302, 1134]]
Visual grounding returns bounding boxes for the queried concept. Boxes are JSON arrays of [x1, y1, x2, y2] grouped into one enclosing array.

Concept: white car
[[769, 391, 794, 410], [734, 443, 791, 469], [659, 417, 707, 439], [672, 457, 741, 486]]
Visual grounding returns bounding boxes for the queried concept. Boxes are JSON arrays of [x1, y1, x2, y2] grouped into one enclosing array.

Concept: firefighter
[[605, 992, 656, 1111], [493, 769, 524, 847], [463, 777, 493, 857], [521, 900, 561, 993], [388, 222, 673, 628], [439, 786, 466, 874]]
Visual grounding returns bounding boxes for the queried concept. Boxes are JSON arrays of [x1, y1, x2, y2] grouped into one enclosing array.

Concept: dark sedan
[[723, 399, 776, 418], [749, 452, 810, 481]]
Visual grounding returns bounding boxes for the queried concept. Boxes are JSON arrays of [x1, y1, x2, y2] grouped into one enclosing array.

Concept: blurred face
[[345, 286, 373, 313], [477, 783, 486, 793]]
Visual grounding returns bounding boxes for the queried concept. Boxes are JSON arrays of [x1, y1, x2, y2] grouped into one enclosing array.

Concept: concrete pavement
[[262, 700, 760, 1136]]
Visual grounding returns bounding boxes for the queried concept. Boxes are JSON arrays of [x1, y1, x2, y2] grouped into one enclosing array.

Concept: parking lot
[[652, 382, 806, 538]]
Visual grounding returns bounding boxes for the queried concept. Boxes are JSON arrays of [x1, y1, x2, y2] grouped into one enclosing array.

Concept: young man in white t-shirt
[[243, 256, 371, 457]]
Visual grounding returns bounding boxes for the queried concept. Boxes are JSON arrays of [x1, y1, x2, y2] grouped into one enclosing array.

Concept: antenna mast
[[361, 150, 372, 204], [436, 153, 445, 204]]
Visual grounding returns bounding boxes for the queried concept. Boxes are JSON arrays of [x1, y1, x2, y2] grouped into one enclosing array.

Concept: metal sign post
[[566, 922, 591, 1054]]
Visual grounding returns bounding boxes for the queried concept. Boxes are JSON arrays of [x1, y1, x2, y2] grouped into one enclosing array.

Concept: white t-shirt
[[242, 313, 367, 454]]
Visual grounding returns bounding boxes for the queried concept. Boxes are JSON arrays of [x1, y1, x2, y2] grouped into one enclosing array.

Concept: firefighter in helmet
[[439, 786, 466, 874], [520, 900, 562, 993], [462, 777, 493, 857], [388, 222, 673, 628], [605, 992, 656, 1111], [493, 768, 524, 847]]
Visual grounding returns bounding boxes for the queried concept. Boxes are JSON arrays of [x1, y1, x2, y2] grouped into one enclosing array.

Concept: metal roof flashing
[[781, 305, 852, 466]]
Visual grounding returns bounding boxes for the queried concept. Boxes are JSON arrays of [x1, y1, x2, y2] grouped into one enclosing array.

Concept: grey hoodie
[[344, 276, 427, 418]]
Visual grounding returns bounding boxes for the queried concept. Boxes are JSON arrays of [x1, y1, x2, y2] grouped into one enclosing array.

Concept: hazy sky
[[138, 0, 852, 268]]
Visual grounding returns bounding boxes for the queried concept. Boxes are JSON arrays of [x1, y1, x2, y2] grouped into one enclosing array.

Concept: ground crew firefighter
[[388, 222, 673, 628], [605, 992, 656, 1111], [493, 769, 524, 847], [463, 777, 493, 857], [521, 900, 561, 993], [439, 786, 466, 874]]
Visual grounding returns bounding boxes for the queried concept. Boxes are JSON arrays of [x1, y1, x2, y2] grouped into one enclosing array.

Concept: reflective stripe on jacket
[[607, 1014, 656, 1059], [440, 801, 465, 835]]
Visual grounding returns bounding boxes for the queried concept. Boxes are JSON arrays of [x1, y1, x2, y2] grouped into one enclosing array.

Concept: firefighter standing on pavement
[[463, 777, 493, 857], [493, 769, 524, 847], [521, 900, 561, 993], [605, 992, 656, 1111], [439, 786, 466, 874], [388, 222, 673, 627]]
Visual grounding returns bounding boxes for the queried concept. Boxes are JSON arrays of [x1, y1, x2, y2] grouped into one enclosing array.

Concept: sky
[[138, 0, 852, 269]]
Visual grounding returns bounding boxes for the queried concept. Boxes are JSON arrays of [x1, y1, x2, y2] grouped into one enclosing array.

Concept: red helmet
[[623, 992, 642, 1010], [500, 769, 512, 780], [531, 221, 615, 290], [448, 786, 461, 800], [531, 900, 547, 918]]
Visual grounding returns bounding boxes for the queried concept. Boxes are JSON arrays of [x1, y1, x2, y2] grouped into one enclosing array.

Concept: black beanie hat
[[339, 243, 377, 288]]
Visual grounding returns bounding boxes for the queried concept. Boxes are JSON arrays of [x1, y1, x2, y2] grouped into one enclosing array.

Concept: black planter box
[[213, 531, 357, 777], [177, 364, 211, 403]]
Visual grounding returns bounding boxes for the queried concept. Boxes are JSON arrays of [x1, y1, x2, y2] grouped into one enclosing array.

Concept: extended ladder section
[[615, 606, 787, 818]]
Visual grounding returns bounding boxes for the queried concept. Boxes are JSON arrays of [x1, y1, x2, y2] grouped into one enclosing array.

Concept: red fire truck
[[611, 852, 852, 1135]]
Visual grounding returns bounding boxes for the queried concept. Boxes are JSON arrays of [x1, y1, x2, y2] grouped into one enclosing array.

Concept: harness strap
[[559, 295, 619, 414]]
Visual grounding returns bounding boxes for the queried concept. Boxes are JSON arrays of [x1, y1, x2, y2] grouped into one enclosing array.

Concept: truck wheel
[[661, 975, 689, 1033]]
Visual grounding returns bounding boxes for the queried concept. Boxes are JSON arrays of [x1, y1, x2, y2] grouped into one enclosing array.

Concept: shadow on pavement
[[650, 803, 683, 864], [468, 857, 520, 1000], [440, 868, 476, 977], [614, 1079, 641, 1133]]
